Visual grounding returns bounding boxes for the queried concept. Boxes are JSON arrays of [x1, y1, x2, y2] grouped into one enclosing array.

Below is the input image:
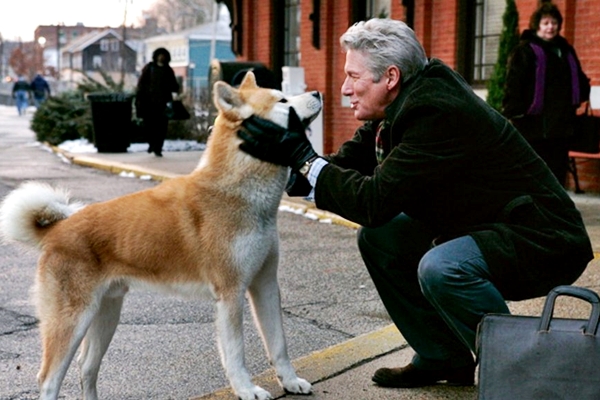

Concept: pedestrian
[[238, 18, 593, 389], [30, 73, 51, 107], [12, 76, 30, 116], [502, 2, 590, 186], [135, 48, 180, 157]]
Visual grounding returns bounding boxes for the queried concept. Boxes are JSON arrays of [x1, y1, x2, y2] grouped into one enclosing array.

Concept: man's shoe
[[372, 363, 475, 388]]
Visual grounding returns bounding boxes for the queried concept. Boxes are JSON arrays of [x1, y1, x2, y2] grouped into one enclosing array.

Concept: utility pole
[[120, 0, 132, 85], [0, 33, 4, 81], [56, 24, 61, 81]]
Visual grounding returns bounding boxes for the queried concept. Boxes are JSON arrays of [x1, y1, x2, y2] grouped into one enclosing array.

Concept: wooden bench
[[568, 151, 600, 193]]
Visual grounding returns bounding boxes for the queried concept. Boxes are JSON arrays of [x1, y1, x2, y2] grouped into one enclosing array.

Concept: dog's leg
[[215, 292, 272, 400], [37, 296, 98, 400], [247, 250, 312, 395], [77, 286, 126, 400]]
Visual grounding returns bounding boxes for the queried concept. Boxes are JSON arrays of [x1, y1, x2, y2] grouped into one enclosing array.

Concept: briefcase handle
[[539, 285, 600, 335]]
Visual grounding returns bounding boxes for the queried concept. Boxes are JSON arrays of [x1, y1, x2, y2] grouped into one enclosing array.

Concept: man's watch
[[298, 156, 319, 178]]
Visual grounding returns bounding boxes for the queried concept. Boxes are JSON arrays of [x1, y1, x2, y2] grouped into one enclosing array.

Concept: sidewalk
[[54, 145, 600, 400]]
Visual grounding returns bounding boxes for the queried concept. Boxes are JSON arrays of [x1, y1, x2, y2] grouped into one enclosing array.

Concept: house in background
[[33, 18, 164, 83], [143, 5, 235, 99], [217, 0, 600, 193], [61, 29, 137, 87], [34, 23, 105, 79]]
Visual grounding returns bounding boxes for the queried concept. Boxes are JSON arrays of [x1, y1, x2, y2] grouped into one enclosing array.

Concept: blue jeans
[[15, 91, 29, 115], [33, 96, 47, 108], [357, 213, 509, 370]]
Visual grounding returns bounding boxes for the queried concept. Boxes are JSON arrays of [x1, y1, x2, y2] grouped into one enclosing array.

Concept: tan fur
[[0, 72, 322, 400]]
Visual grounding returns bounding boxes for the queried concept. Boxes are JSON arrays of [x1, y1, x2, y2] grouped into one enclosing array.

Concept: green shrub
[[486, 0, 520, 112], [30, 91, 94, 145]]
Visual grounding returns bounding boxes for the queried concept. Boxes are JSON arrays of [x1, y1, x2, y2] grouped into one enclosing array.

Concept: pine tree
[[486, 0, 520, 112]]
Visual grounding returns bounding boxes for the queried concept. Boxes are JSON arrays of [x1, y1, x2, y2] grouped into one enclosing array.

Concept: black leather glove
[[238, 107, 318, 171]]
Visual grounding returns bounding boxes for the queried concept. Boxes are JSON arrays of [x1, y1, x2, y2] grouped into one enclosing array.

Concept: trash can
[[88, 92, 134, 153]]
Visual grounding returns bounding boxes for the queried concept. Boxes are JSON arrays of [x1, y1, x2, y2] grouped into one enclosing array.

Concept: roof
[[62, 29, 135, 53], [144, 17, 232, 43]]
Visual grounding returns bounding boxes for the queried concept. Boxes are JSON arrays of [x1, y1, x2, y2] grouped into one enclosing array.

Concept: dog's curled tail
[[0, 182, 84, 247]]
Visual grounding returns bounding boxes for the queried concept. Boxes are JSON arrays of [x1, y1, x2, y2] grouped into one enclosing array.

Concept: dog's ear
[[239, 71, 258, 90], [213, 81, 244, 113]]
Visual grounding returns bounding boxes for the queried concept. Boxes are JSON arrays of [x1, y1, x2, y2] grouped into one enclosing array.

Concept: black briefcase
[[476, 285, 600, 400]]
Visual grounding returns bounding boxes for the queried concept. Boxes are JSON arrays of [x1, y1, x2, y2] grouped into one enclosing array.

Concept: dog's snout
[[310, 91, 321, 101]]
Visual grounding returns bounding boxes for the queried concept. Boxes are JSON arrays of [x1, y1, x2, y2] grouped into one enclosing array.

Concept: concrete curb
[[47, 144, 179, 181], [190, 325, 405, 400]]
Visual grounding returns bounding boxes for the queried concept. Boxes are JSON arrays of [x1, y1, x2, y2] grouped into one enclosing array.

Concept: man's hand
[[238, 108, 318, 171]]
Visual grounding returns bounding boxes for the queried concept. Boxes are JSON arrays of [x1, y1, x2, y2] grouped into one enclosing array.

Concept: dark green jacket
[[315, 59, 592, 300]]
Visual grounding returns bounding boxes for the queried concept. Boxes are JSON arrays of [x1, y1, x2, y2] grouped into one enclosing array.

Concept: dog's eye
[[278, 98, 288, 103]]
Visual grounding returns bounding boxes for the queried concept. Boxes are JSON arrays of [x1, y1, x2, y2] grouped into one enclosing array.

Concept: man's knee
[[417, 256, 455, 294]]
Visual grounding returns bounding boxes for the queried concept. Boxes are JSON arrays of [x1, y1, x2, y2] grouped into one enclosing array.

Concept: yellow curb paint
[[190, 324, 405, 400]]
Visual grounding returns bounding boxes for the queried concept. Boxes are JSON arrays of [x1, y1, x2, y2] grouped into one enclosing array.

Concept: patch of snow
[[58, 139, 206, 153]]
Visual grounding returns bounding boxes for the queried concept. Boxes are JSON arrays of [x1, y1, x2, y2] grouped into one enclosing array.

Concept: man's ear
[[385, 65, 401, 91]]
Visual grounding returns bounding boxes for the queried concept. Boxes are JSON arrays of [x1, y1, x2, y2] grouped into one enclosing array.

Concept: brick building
[[218, 0, 600, 192]]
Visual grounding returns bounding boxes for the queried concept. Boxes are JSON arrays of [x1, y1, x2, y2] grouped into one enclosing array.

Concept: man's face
[[341, 49, 394, 121], [537, 16, 560, 41]]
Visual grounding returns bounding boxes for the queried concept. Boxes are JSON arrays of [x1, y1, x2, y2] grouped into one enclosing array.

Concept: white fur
[[0, 181, 83, 247]]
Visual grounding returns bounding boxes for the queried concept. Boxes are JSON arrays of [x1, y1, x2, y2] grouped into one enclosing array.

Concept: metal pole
[[0, 34, 4, 81], [120, 0, 131, 85], [209, 2, 218, 62], [56, 24, 60, 81]]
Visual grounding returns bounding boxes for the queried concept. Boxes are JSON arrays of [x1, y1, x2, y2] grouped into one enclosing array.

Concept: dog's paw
[[283, 377, 312, 395], [235, 385, 272, 400]]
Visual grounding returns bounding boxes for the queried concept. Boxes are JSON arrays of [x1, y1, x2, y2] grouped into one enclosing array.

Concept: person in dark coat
[[135, 48, 180, 156], [503, 2, 590, 186], [12, 76, 30, 116], [237, 18, 593, 389], [30, 73, 51, 107]]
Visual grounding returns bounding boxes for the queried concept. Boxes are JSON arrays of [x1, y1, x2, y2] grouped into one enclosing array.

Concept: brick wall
[[239, 0, 600, 192]]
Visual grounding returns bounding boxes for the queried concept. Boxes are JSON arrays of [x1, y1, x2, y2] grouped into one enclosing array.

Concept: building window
[[472, 0, 504, 84], [100, 39, 109, 51], [352, 0, 391, 22], [93, 55, 102, 69], [284, 0, 301, 66], [110, 39, 119, 52], [368, 0, 391, 18]]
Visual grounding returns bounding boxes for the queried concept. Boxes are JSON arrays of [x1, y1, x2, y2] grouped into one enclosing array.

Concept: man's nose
[[341, 77, 352, 96]]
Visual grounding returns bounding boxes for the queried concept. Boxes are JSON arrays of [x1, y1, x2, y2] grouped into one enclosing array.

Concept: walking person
[[503, 2, 590, 186], [135, 48, 180, 157], [30, 73, 51, 107], [12, 76, 30, 116], [238, 18, 593, 389]]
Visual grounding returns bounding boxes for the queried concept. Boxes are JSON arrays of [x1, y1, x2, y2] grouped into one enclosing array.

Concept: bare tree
[[144, 0, 214, 33]]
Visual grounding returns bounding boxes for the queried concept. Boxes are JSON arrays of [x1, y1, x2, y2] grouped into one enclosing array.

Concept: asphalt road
[[0, 105, 391, 399]]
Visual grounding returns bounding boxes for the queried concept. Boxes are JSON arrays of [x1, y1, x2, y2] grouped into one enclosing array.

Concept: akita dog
[[0, 71, 322, 400]]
